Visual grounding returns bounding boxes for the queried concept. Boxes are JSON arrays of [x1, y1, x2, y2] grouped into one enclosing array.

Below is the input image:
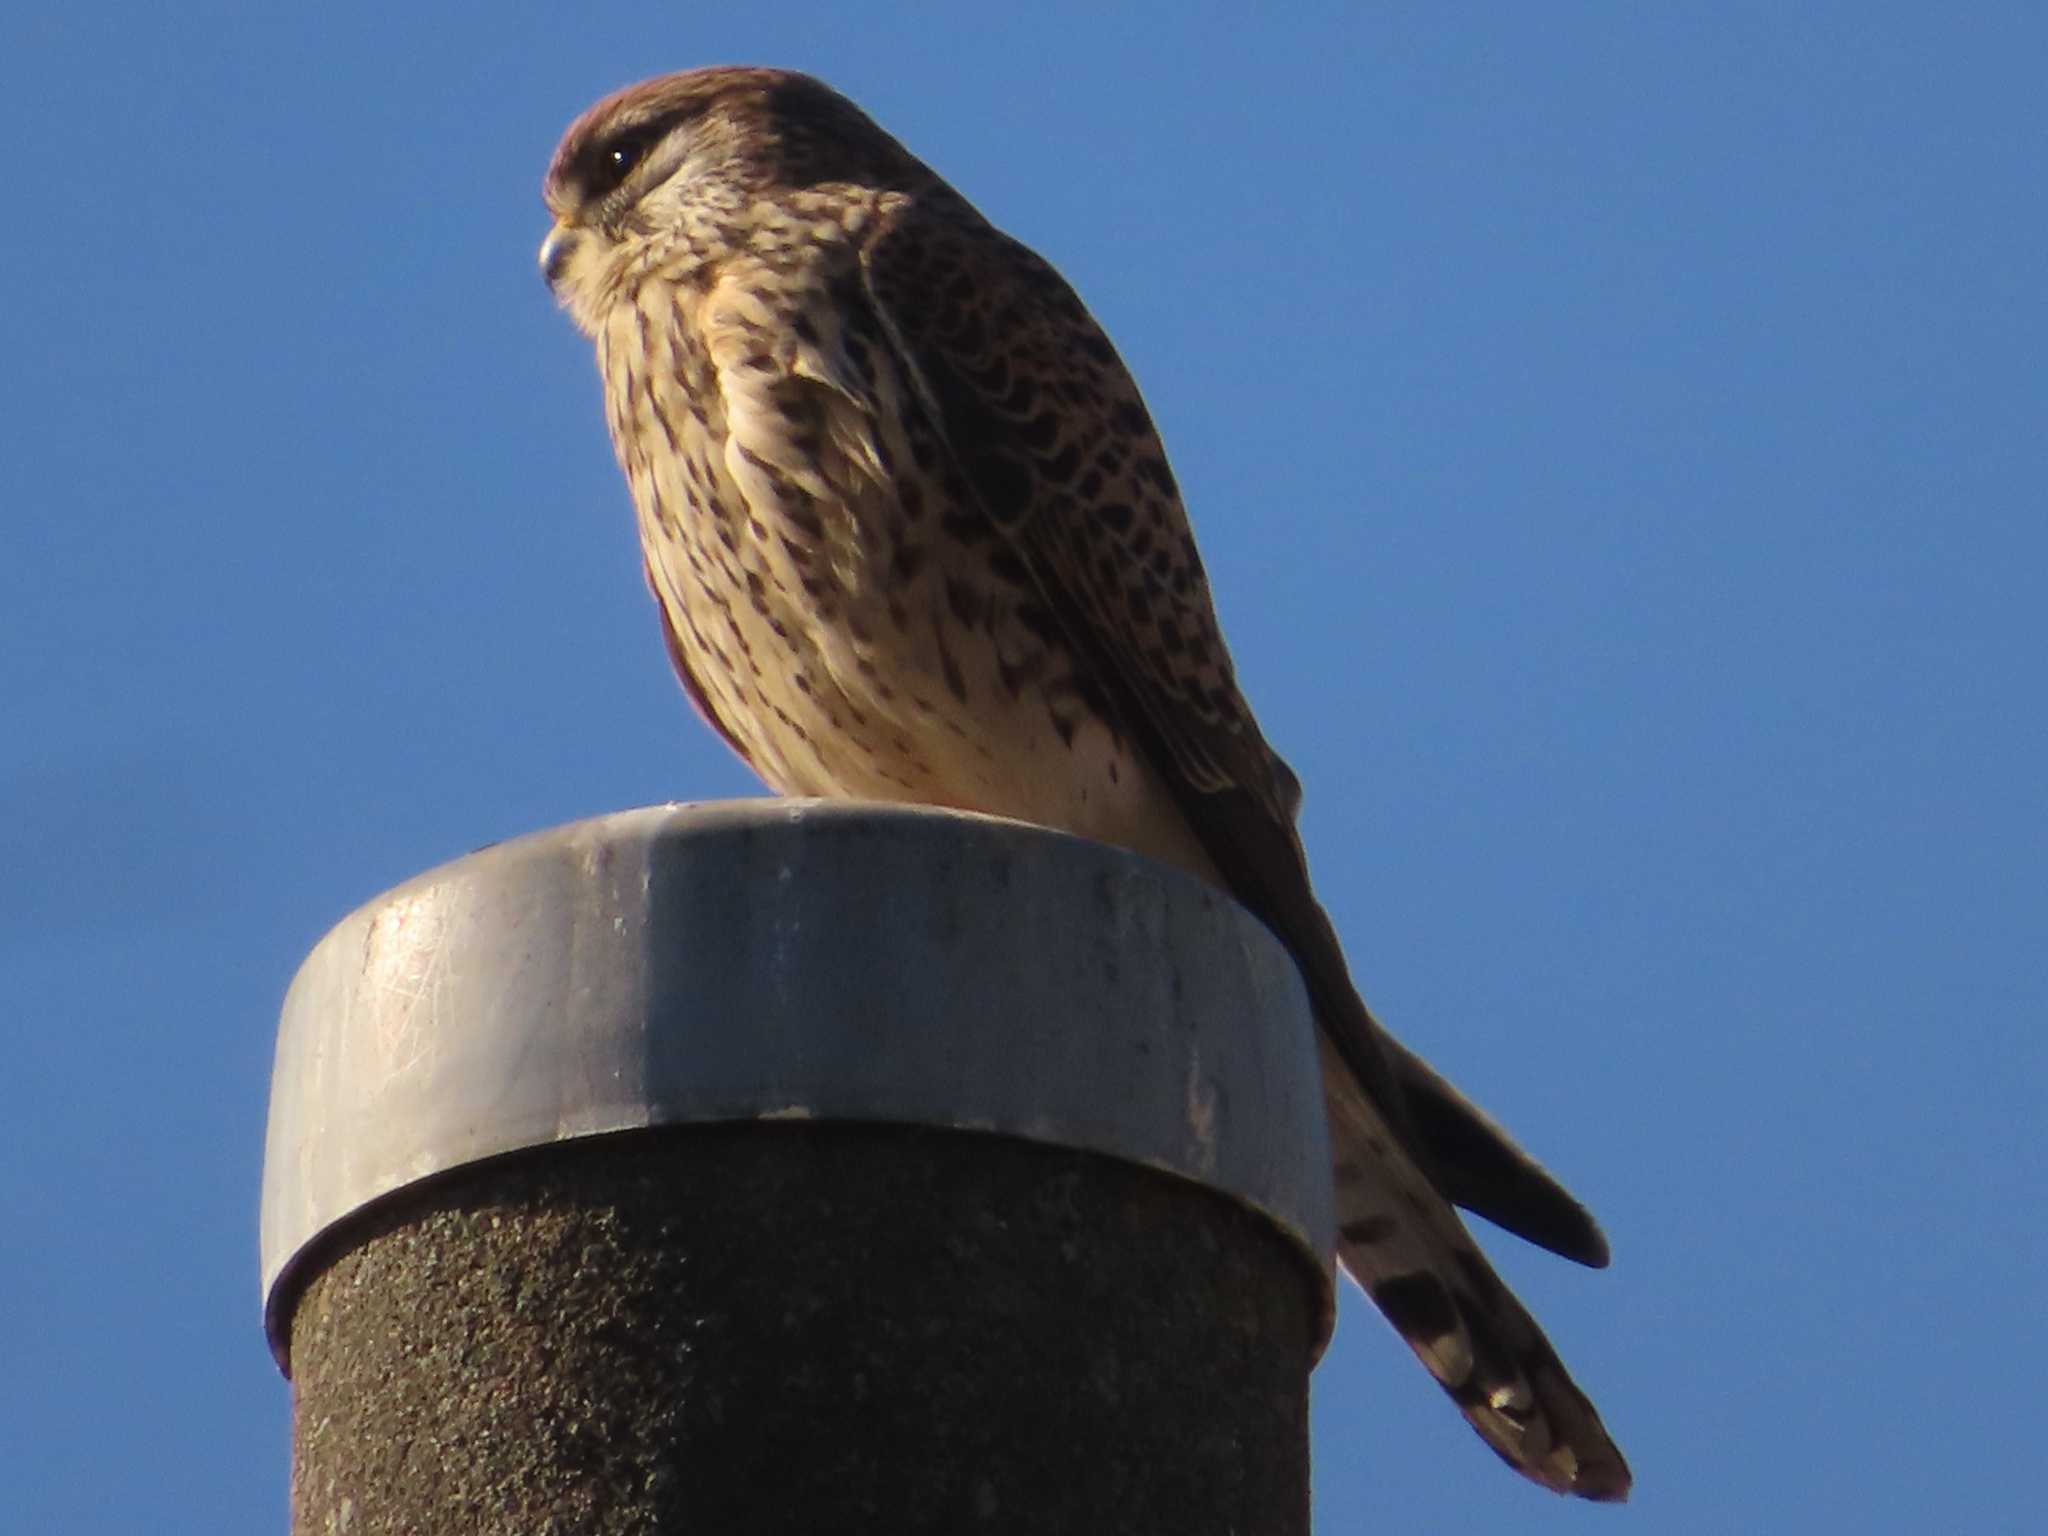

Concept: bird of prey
[[539, 66, 1628, 1501]]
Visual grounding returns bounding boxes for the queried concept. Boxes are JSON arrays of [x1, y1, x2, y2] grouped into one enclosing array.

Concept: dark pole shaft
[[287, 1123, 1316, 1533]]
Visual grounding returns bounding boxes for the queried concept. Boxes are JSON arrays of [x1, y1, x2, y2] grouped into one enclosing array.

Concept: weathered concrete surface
[[288, 1122, 1316, 1535]]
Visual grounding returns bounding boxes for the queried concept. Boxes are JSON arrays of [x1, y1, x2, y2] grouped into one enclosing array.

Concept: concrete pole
[[262, 801, 1335, 1535]]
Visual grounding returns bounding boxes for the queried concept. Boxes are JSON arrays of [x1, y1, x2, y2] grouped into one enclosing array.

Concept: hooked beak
[[538, 224, 581, 291]]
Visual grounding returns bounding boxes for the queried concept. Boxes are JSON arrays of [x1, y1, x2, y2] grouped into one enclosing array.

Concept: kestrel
[[541, 67, 1629, 1500]]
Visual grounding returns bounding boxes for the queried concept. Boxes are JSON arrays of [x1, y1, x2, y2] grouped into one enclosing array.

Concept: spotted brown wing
[[856, 198, 1411, 1092]]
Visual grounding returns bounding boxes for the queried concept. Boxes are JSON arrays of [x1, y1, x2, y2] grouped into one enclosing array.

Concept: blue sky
[[6, 4, 2042, 1530]]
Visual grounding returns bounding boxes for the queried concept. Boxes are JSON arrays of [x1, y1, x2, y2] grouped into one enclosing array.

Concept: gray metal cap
[[261, 800, 1335, 1364]]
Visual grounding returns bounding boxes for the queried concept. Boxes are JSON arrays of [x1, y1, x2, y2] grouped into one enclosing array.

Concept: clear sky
[[6, 4, 2042, 1531]]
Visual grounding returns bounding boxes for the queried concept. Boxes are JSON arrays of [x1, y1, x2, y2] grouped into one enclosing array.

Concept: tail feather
[[1322, 1036, 1633, 1501], [1386, 1032, 1612, 1269]]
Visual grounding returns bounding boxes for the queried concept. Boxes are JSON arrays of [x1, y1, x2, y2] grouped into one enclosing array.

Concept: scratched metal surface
[[261, 799, 1334, 1362]]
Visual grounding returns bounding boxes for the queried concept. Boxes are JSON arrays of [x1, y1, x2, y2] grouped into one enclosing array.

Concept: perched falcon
[[540, 66, 1629, 1501]]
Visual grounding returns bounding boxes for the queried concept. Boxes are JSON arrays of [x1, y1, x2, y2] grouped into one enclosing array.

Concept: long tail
[[1320, 1034, 1632, 1500]]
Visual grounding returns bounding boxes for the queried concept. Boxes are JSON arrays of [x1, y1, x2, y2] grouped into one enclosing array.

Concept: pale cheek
[[552, 261, 605, 338], [546, 239, 630, 339]]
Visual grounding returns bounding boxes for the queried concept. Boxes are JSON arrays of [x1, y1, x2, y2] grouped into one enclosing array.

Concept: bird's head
[[539, 67, 930, 334]]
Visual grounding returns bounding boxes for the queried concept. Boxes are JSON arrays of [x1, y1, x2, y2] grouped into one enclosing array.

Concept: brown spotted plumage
[[541, 66, 1628, 1501]]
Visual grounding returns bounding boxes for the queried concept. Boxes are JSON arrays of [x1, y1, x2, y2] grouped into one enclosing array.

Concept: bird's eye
[[588, 124, 664, 198]]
